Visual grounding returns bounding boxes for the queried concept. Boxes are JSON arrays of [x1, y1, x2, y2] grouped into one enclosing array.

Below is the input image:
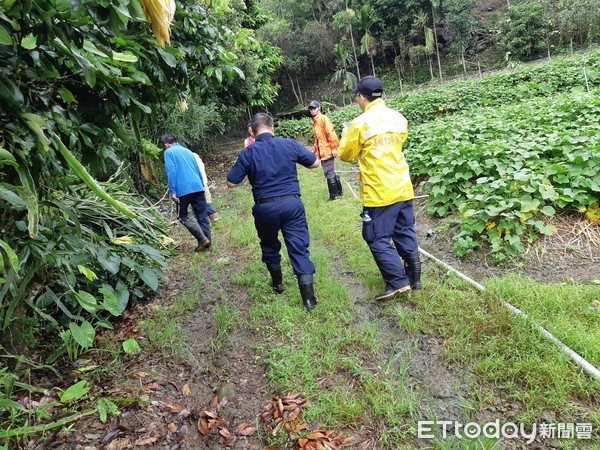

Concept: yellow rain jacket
[[338, 98, 414, 207], [311, 113, 339, 161]]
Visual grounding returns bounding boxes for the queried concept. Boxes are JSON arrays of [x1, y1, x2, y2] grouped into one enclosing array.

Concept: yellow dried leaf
[[585, 203, 600, 225], [141, 0, 176, 47], [112, 235, 134, 244], [181, 383, 191, 396]]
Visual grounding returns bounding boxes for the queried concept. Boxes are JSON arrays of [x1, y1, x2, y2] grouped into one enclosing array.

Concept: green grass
[[143, 154, 599, 448], [139, 253, 210, 360], [485, 277, 600, 366]]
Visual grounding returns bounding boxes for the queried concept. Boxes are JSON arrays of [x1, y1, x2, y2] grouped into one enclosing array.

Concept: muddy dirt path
[[54, 145, 599, 450]]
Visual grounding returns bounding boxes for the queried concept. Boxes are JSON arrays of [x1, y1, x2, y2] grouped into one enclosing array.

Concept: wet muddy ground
[[39, 146, 599, 450]]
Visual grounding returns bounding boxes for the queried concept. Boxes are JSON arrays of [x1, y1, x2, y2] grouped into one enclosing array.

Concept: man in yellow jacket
[[338, 76, 422, 300], [308, 100, 343, 201]]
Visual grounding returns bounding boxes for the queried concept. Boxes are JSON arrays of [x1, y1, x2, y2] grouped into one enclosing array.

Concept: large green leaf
[[75, 290, 98, 314], [60, 380, 90, 403], [122, 338, 141, 354], [69, 320, 95, 348], [0, 75, 24, 106], [0, 184, 26, 208], [0, 25, 12, 46], [100, 284, 127, 316], [20, 33, 37, 50], [0, 239, 19, 273], [0, 147, 18, 167], [138, 266, 159, 291], [20, 112, 51, 150]]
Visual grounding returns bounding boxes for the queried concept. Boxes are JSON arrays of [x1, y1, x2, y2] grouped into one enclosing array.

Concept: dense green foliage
[[277, 50, 600, 260], [277, 51, 600, 136], [0, 0, 280, 360], [259, 0, 600, 109], [408, 90, 600, 258]]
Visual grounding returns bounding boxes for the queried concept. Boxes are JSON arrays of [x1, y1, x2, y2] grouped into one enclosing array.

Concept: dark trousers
[[362, 200, 419, 290], [178, 191, 211, 241], [252, 197, 315, 276]]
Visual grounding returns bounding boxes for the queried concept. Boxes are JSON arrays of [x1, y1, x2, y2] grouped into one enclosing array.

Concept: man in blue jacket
[[226, 113, 321, 311], [162, 134, 211, 251]]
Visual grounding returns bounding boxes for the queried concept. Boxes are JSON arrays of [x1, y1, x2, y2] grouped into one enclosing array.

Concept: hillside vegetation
[[277, 50, 600, 260]]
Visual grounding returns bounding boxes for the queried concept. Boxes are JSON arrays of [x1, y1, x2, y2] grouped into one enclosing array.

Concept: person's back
[[227, 113, 321, 311], [347, 99, 413, 207], [236, 134, 307, 202], [162, 135, 211, 252], [164, 143, 204, 197], [338, 76, 422, 300]]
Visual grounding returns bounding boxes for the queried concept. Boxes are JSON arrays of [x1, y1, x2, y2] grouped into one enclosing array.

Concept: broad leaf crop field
[[278, 50, 600, 261]]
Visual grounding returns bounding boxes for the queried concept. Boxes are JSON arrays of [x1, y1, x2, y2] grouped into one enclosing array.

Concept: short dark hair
[[250, 113, 273, 134], [360, 93, 380, 103], [161, 134, 177, 146]]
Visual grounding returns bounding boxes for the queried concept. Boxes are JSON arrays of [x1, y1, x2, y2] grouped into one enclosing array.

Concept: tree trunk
[[287, 72, 300, 105], [570, 38, 574, 56], [432, 20, 443, 80], [349, 24, 361, 79], [129, 115, 145, 194], [370, 56, 376, 77], [396, 65, 404, 94], [428, 56, 434, 81], [461, 46, 467, 78], [295, 75, 304, 106]]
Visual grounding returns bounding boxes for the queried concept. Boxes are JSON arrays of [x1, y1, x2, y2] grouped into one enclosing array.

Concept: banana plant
[[358, 5, 379, 76], [331, 43, 358, 104]]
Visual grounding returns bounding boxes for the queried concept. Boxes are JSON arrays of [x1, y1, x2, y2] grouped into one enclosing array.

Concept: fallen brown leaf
[[181, 383, 191, 396], [198, 417, 210, 435], [306, 432, 327, 439], [104, 438, 132, 450], [238, 425, 256, 436], [200, 409, 218, 419], [167, 423, 177, 432], [133, 436, 158, 446]]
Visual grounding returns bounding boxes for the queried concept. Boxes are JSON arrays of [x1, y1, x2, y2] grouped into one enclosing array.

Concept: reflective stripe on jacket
[[338, 98, 414, 207], [311, 113, 339, 160]]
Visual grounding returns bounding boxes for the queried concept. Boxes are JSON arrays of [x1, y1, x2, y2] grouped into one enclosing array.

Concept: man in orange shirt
[[308, 100, 343, 201]]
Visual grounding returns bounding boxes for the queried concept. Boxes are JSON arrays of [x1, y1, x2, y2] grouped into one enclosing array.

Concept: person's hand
[[332, 150, 338, 157], [170, 194, 179, 203]]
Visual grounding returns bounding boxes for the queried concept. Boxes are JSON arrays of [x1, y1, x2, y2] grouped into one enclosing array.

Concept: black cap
[[308, 100, 320, 109], [353, 76, 383, 97]]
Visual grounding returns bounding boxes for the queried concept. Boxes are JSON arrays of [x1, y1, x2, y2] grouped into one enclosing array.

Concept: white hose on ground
[[418, 247, 600, 381], [345, 180, 359, 200]]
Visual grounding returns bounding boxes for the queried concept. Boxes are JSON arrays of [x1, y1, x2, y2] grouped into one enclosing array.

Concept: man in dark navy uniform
[[227, 113, 321, 311]]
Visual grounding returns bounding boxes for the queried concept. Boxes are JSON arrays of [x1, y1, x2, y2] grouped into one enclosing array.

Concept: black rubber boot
[[335, 175, 343, 197], [267, 263, 285, 294], [181, 217, 210, 251], [403, 252, 422, 290], [327, 178, 339, 201], [297, 274, 318, 311]]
